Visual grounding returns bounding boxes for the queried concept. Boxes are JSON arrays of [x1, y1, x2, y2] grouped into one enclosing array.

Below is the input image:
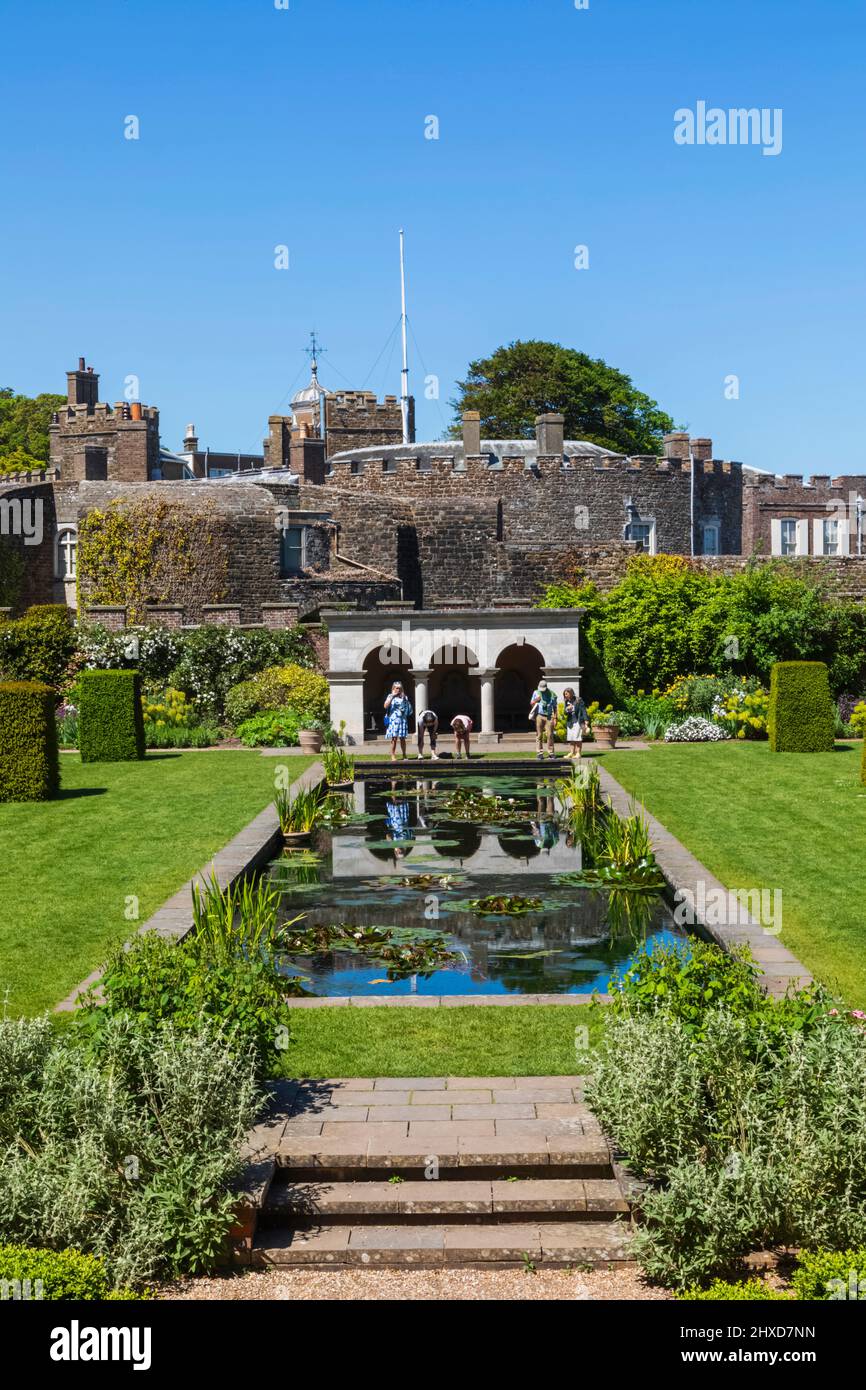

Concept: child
[[450, 713, 473, 759], [562, 686, 589, 760]]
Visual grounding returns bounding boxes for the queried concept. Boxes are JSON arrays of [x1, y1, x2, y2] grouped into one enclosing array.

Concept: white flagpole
[[399, 228, 410, 444]]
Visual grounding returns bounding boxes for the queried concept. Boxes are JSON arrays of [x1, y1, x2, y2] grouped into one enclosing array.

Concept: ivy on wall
[[77, 498, 230, 624]]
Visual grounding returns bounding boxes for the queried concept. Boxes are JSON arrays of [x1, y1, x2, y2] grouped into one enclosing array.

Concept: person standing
[[416, 707, 440, 759], [529, 679, 558, 760], [562, 686, 589, 760], [450, 713, 473, 759], [384, 681, 412, 762]]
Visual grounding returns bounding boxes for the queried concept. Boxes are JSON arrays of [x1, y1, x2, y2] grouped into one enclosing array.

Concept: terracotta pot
[[593, 725, 619, 748], [298, 729, 324, 753]]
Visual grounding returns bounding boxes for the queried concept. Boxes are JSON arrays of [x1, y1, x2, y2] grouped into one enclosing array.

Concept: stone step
[[251, 1221, 632, 1267], [274, 1135, 612, 1178], [262, 1177, 629, 1223]]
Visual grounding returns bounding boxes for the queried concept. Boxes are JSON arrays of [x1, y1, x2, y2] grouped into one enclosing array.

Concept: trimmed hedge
[[791, 1248, 866, 1301], [0, 610, 77, 688], [78, 669, 145, 763], [767, 661, 835, 752], [24, 604, 73, 625], [0, 680, 60, 802], [0, 1244, 144, 1301]]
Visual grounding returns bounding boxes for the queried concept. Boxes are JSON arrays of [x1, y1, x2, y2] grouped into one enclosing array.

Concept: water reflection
[[268, 774, 686, 996]]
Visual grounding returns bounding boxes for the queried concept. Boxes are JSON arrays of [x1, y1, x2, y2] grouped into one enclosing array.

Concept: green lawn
[[1, 751, 314, 1016], [277, 1004, 603, 1077], [600, 740, 866, 1007]]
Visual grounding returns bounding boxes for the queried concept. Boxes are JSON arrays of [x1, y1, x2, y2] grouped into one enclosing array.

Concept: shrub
[[589, 985, 866, 1288], [0, 1244, 145, 1300], [767, 661, 835, 753], [141, 686, 197, 728], [791, 1248, 866, 1301], [0, 680, 60, 802], [0, 1014, 261, 1288], [79, 623, 315, 721], [145, 723, 219, 749], [78, 669, 145, 763], [236, 708, 302, 747], [225, 663, 329, 728], [77, 929, 300, 1076], [678, 1278, 793, 1301], [167, 627, 315, 720], [664, 716, 729, 742], [25, 604, 73, 625], [0, 609, 77, 688]]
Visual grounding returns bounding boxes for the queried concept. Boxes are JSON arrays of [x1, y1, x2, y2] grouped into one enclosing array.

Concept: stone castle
[[3, 352, 866, 724]]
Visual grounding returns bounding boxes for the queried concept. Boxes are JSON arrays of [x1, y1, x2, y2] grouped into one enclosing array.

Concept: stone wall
[[321, 452, 743, 556], [0, 478, 57, 612]]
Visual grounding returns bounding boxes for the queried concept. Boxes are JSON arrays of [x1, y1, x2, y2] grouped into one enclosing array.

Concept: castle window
[[625, 518, 656, 553], [702, 520, 721, 555], [350, 460, 362, 475], [820, 518, 840, 556], [56, 525, 77, 581], [779, 518, 798, 555], [280, 525, 306, 576]]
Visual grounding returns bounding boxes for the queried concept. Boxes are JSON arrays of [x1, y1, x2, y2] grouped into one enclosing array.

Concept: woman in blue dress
[[384, 681, 413, 761]]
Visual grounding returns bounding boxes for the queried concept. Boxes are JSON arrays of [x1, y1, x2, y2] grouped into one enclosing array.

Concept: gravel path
[[160, 1266, 671, 1302]]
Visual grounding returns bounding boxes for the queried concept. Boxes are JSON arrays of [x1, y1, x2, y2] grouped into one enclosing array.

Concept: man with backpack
[[529, 679, 558, 760]]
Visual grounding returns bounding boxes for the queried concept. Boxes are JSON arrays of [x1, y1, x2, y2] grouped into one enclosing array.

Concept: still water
[[266, 773, 686, 996]]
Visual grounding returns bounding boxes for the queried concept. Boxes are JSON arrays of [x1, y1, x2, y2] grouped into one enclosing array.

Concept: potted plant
[[274, 785, 324, 842], [322, 746, 354, 789], [592, 708, 622, 748], [297, 717, 331, 754]]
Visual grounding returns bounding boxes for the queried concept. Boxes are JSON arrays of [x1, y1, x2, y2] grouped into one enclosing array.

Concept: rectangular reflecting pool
[[266, 772, 687, 997]]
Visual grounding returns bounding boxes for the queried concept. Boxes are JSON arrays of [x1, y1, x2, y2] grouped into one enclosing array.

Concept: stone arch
[[428, 640, 480, 728], [363, 645, 414, 738], [493, 643, 546, 732]]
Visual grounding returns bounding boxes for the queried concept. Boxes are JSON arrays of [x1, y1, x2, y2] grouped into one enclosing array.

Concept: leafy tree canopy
[[0, 387, 65, 474], [450, 340, 675, 454]]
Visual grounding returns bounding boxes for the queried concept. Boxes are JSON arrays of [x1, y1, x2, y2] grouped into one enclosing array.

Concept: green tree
[[450, 340, 674, 454], [0, 387, 65, 475]]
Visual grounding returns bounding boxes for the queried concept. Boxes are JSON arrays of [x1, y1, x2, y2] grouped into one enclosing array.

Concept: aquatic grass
[[322, 747, 354, 784], [274, 783, 325, 834], [190, 870, 283, 962]]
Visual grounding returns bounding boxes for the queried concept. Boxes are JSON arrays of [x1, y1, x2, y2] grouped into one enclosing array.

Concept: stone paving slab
[[275, 1078, 607, 1161], [251, 1221, 633, 1268], [286, 994, 600, 1008]]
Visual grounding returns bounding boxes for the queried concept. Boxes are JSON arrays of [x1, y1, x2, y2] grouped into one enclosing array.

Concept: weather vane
[[304, 330, 326, 376]]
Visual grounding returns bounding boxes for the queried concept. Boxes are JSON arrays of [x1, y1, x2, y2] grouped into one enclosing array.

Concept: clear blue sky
[[2, 0, 864, 472]]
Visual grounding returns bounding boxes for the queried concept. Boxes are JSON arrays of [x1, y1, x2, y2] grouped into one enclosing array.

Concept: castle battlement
[[744, 472, 866, 492]]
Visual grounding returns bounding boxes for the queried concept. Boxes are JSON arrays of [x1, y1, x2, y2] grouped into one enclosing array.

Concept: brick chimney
[[462, 410, 481, 455], [663, 431, 691, 461], [535, 412, 565, 456], [66, 357, 99, 409], [690, 437, 713, 461], [183, 423, 199, 453]]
